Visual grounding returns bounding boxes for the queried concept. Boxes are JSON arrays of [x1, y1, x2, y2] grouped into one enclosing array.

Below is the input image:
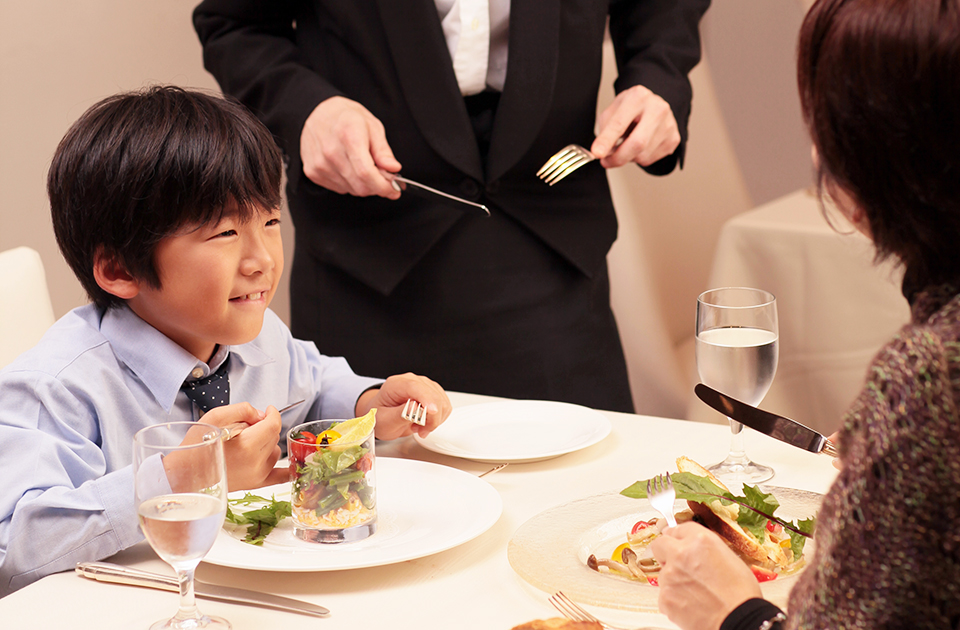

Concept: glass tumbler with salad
[[286, 411, 377, 543]]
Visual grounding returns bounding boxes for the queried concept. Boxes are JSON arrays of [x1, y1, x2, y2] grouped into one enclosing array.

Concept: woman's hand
[[355, 373, 452, 440], [649, 523, 762, 630]]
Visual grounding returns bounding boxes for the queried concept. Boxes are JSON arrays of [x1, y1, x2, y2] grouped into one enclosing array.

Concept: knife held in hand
[[75, 561, 329, 617], [695, 383, 839, 457]]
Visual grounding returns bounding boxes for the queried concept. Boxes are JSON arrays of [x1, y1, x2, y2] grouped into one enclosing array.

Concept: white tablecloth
[[0, 392, 838, 630], [687, 188, 911, 435]]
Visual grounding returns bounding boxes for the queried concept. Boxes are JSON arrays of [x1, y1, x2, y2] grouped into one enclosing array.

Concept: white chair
[[0, 247, 56, 368]]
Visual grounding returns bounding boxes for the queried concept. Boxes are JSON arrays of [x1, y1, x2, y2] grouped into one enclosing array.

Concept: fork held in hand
[[401, 398, 426, 426], [537, 144, 597, 185], [646, 472, 678, 527]]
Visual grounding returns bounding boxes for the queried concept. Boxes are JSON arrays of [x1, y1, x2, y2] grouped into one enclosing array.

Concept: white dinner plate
[[508, 486, 822, 611], [413, 400, 612, 463], [205, 457, 502, 571]]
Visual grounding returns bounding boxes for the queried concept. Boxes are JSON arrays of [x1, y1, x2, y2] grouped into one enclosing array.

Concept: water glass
[[133, 422, 230, 630]]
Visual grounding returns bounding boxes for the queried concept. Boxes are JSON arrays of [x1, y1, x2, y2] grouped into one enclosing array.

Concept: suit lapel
[[376, 0, 484, 181], [487, 0, 560, 182]]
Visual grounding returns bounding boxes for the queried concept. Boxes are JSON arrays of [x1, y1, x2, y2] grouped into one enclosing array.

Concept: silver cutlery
[[478, 462, 508, 478], [75, 561, 329, 617], [537, 144, 597, 185], [646, 472, 677, 527], [549, 591, 669, 630], [217, 399, 306, 442], [401, 398, 427, 426], [695, 383, 839, 457], [391, 175, 491, 216]]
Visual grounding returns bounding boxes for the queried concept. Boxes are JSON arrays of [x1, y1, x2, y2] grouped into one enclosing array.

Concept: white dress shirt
[[435, 0, 510, 94]]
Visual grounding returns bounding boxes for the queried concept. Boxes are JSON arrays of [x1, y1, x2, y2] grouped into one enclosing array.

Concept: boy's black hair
[[48, 85, 283, 310]]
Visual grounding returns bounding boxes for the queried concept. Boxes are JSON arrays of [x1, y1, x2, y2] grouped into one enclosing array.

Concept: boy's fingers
[[261, 465, 293, 487]]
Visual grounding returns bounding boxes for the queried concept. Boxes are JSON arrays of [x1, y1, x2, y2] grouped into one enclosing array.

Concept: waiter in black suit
[[193, 0, 710, 413]]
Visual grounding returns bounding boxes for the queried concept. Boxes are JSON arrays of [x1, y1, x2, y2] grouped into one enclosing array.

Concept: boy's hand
[[200, 403, 291, 490], [356, 373, 452, 440]]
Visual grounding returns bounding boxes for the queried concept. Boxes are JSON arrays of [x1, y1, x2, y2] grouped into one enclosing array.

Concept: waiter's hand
[[300, 96, 402, 199], [591, 85, 680, 168]]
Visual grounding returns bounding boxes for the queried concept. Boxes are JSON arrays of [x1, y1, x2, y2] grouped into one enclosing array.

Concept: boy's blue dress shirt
[[0, 304, 381, 595]]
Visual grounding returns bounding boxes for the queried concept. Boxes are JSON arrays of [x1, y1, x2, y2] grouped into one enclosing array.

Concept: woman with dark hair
[[648, 1, 960, 628]]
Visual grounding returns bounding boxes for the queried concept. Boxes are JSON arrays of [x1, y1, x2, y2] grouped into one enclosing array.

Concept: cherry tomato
[[765, 519, 783, 534], [356, 453, 374, 473], [316, 429, 341, 445], [631, 518, 658, 535], [289, 433, 318, 466], [750, 566, 778, 582]]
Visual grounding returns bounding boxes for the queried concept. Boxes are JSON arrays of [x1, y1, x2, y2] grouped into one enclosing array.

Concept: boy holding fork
[[0, 86, 451, 596]]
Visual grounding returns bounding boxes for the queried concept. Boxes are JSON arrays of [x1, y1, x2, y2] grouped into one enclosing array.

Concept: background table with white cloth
[[0, 392, 838, 630], [685, 188, 911, 435]]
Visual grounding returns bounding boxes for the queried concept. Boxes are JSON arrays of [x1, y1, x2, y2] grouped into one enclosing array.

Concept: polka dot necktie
[[181, 357, 230, 413]]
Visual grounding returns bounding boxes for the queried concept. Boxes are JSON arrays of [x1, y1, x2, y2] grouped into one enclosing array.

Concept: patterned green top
[[788, 283, 960, 629]]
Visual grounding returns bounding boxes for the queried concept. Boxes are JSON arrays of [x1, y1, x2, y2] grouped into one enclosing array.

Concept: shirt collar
[[99, 305, 275, 412]]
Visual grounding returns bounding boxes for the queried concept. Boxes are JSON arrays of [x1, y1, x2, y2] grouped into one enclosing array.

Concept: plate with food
[[205, 457, 502, 571], [507, 457, 821, 611], [413, 400, 611, 463]]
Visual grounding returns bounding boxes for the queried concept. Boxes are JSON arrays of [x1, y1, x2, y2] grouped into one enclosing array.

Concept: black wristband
[[720, 599, 785, 630]]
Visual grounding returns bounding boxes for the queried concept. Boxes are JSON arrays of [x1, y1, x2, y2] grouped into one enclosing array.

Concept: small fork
[[537, 144, 597, 185], [549, 592, 669, 630], [401, 398, 426, 426], [646, 472, 677, 527]]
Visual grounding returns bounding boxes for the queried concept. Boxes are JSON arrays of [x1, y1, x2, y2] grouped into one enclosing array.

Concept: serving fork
[[536, 144, 597, 185], [549, 591, 669, 630], [646, 472, 677, 527]]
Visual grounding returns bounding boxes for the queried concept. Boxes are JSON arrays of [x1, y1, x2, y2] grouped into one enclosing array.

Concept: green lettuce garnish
[[621, 472, 814, 556], [225, 492, 292, 545]]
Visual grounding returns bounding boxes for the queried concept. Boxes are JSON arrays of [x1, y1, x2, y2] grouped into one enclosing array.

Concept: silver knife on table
[[694, 383, 839, 457], [75, 561, 329, 617]]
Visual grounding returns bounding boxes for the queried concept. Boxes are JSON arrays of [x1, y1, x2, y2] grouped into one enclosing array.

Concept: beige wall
[[0, 0, 293, 326], [0, 1, 814, 418]]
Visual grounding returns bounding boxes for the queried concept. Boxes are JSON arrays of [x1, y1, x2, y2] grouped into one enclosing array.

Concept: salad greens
[[621, 472, 815, 558], [225, 492, 292, 545], [293, 442, 375, 516]]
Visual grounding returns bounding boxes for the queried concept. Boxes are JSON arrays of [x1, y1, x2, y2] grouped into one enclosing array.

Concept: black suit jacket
[[194, 0, 709, 296]]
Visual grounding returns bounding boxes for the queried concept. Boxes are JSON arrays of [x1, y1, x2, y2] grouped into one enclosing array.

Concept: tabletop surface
[[0, 391, 838, 630]]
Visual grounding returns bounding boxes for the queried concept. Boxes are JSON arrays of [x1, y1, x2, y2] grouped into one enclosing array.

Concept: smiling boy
[[0, 86, 451, 596]]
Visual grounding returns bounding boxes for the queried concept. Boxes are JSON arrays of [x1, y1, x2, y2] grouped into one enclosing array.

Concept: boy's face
[[127, 205, 284, 362]]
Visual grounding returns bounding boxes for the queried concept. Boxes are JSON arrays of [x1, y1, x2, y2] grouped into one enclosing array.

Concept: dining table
[[0, 391, 838, 630]]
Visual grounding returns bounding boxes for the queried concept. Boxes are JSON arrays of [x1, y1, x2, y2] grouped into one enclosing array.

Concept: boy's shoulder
[[3, 304, 111, 377]]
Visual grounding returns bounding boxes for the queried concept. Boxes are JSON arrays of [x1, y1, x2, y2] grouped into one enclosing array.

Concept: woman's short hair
[[48, 85, 283, 310], [798, 0, 960, 289]]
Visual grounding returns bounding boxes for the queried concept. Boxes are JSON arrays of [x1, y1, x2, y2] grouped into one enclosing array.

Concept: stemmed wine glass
[[133, 422, 231, 630], [696, 287, 779, 484]]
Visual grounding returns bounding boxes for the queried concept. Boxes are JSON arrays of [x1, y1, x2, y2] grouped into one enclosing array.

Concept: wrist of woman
[[719, 598, 785, 630]]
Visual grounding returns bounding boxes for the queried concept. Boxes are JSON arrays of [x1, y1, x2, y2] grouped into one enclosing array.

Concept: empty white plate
[[414, 400, 611, 463]]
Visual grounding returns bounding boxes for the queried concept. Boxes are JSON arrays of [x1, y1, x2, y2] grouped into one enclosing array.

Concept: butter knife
[[695, 383, 839, 457], [75, 562, 329, 617]]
